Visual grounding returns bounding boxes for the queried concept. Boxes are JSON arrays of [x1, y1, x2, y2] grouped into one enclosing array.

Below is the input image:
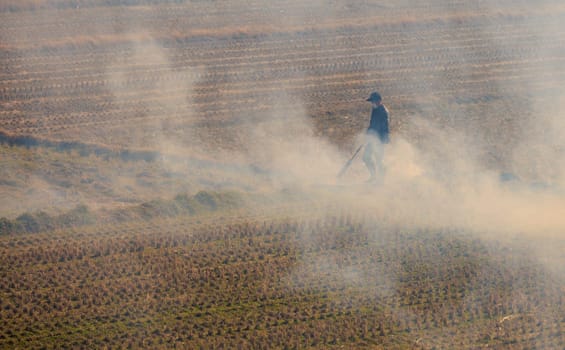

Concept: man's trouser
[[362, 134, 385, 180]]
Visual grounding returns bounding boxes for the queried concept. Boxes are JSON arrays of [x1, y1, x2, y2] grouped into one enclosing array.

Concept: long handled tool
[[337, 144, 364, 178]]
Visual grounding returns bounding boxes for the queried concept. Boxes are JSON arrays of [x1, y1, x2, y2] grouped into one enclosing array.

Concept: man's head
[[366, 92, 382, 107]]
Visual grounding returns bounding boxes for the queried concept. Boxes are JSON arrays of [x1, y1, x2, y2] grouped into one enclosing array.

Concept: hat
[[366, 92, 382, 102]]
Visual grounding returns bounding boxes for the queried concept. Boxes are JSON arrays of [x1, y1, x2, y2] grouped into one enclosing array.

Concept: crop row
[[0, 1, 510, 47], [3, 10, 565, 150], [1, 18, 553, 77], [2, 20, 559, 78], [3, 19, 563, 94], [4, 42, 563, 101], [0, 212, 563, 349]]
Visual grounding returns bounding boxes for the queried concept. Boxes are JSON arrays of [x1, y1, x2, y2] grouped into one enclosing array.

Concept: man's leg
[[373, 140, 385, 182], [362, 140, 377, 181]]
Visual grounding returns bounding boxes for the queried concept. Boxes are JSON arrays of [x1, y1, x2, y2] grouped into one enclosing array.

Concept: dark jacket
[[368, 104, 390, 143]]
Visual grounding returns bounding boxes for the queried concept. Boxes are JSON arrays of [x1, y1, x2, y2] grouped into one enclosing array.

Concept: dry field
[[2, 1, 565, 157], [1, 0, 565, 349], [1, 211, 564, 349]]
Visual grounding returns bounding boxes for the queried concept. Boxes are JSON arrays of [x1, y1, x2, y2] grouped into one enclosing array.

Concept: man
[[363, 91, 389, 183]]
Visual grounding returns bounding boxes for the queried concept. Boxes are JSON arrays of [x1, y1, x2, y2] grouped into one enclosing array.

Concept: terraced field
[[2, 0, 565, 349]]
